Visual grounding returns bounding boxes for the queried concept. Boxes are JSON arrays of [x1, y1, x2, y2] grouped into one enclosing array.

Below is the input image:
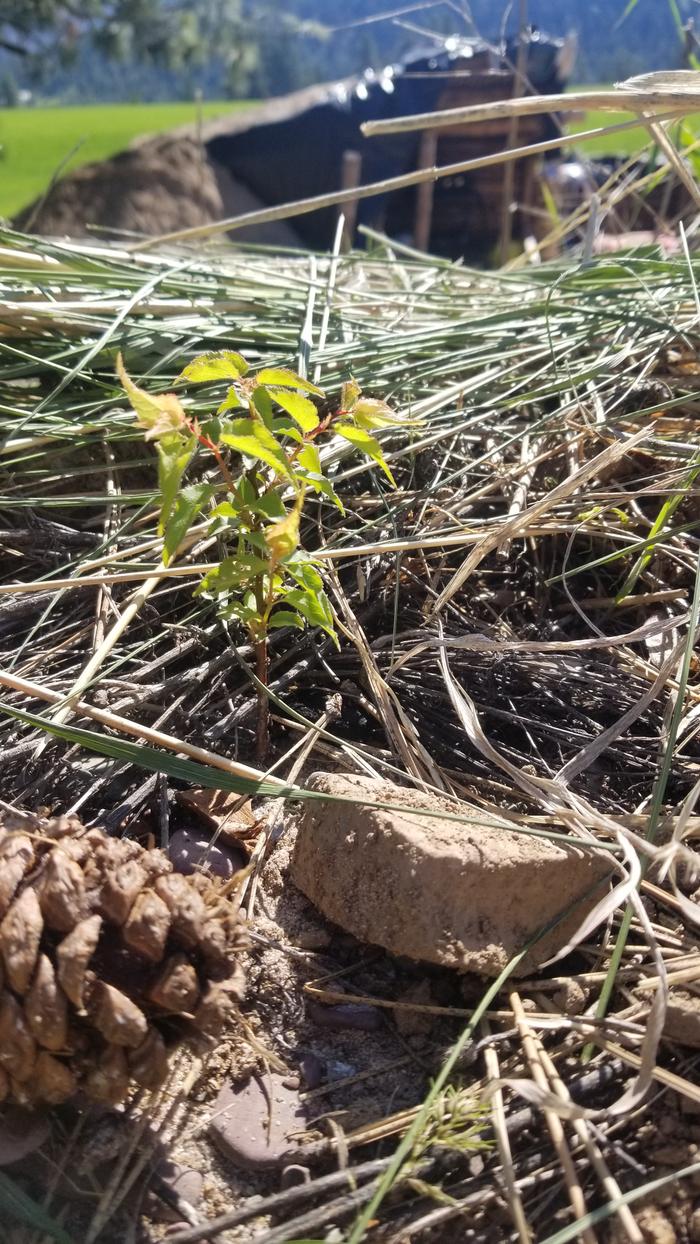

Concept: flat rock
[[168, 827, 245, 880], [664, 990, 700, 1049], [209, 1073, 310, 1170], [291, 773, 612, 978]]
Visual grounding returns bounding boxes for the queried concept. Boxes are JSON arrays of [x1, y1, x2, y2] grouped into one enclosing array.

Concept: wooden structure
[[16, 34, 570, 263]]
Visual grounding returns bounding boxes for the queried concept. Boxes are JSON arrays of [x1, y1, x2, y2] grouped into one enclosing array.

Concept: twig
[[511, 992, 622, 1244], [166, 1157, 392, 1244]]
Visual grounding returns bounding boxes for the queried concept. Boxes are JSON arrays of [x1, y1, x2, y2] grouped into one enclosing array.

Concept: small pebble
[[210, 1074, 310, 1170], [299, 1052, 325, 1090], [307, 999, 381, 1032], [295, 929, 332, 951], [168, 827, 245, 879], [150, 1162, 204, 1224], [325, 1059, 356, 1081], [394, 980, 434, 1037], [0, 1109, 51, 1167]]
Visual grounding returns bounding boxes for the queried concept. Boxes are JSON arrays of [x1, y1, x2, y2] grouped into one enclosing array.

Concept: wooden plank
[[339, 149, 362, 250], [413, 128, 439, 251]]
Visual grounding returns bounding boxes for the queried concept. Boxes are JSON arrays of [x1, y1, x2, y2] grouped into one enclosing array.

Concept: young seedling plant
[[118, 349, 408, 758]]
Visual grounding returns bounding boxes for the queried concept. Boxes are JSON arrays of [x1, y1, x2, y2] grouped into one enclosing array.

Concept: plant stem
[[254, 635, 269, 761], [252, 566, 269, 762]]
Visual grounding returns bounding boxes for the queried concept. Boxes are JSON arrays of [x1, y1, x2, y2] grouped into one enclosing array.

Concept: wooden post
[[413, 128, 439, 251], [498, 0, 529, 266], [339, 150, 362, 250]]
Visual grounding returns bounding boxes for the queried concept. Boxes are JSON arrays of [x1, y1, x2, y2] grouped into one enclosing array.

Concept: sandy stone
[[664, 990, 700, 1049], [636, 1205, 677, 1244], [291, 773, 613, 978]]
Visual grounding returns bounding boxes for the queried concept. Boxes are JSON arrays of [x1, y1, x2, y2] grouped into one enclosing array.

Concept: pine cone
[[0, 813, 246, 1106]]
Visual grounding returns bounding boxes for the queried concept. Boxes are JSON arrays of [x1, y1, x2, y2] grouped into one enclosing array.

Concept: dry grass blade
[[360, 79, 700, 137], [510, 992, 642, 1244], [434, 426, 651, 611], [482, 1028, 532, 1243], [3, 227, 700, 1242]]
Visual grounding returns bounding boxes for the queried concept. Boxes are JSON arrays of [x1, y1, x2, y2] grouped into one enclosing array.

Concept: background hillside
[[0, 0, 694, 106]]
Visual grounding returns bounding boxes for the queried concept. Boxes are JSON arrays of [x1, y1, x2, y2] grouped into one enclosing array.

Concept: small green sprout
[[118, 349, 413, 757]]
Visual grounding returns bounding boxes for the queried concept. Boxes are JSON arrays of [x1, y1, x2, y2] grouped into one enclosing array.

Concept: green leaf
[[283, 585, 336, 639], [256, 368, 324, 395], [236, 475, 257, 510], [297, 443, 322, 474], [201, 416, 222, 443], [299, 470, 345, 512], [220, 418, 293, 479], [210, 500, 239, 522], [268, 610, 305, 629], [0, 1171, 75, 1243], [250, 386, 274, 422], [335, 423, 396, 485], [269, 388, 319, 433], [198, 552, 269, 593], [156, 432, 196, 535], [255, 490, 287, 519], [220, 598, 260, 628], [179, 350, 248, 383], [163, 483, 212, 565], [0, 700, 287, 799], [269, 418, 303, 444], [217, 385, 243, 414], [286, 557, 324, 592]]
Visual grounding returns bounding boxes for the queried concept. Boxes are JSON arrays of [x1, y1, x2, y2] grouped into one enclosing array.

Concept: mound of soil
[[13, 137, 300, 245]]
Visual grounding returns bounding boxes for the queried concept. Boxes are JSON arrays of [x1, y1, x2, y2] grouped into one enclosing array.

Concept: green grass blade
[[0, 1171, 75, 1244]]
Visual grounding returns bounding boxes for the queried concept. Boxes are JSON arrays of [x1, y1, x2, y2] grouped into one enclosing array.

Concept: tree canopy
[[0, 0, 694, 102]]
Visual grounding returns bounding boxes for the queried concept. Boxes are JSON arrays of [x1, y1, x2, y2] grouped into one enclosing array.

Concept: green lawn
[[566, 84, 700, 157], [0, 100, 250, 219], [2, 92, 699, 225]]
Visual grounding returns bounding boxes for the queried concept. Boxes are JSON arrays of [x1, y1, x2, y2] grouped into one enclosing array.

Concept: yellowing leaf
[[264, 489, 304, 563], [256, 368, 324, 396], [336, 423, 396, 485], [351, 397, 410, 430], [341, 377, 362, 409], [117, 354, 187, 441], [269, 388, 319, 433], [179, 350, 248, 383]]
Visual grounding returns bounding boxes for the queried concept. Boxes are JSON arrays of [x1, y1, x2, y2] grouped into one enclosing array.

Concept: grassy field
[[567, 84, 700, 157], [0, 100, 250, 218], [2, 94, 699, 222]]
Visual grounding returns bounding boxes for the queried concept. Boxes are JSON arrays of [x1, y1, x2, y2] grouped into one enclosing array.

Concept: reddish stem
[[186, 419, 236, 492]]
